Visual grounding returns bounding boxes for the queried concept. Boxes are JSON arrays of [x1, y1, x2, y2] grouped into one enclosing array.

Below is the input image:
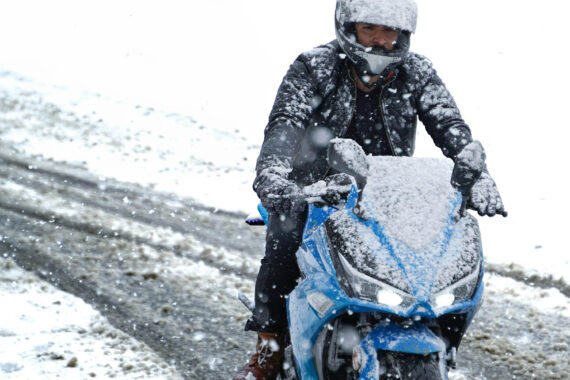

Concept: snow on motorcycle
[[242, 138, 500, 379]]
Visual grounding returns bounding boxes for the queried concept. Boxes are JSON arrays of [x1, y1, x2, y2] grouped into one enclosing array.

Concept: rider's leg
[[247, 208, 307, 332], [233, 208, 307, 380]]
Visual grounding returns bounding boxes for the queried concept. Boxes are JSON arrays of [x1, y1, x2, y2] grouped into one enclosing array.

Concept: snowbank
[[0, 258, 182, 379]]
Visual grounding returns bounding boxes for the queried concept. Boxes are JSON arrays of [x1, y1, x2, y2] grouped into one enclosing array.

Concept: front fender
[[356, 322, 446, 379]]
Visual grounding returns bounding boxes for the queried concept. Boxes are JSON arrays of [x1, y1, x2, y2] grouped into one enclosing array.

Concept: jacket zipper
[[346, 69, 398, 156], [321, 71, 397, 180], [379, 76, 397, 156]]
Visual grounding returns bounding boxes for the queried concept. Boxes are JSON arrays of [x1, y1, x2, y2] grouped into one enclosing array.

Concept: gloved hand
[[253, 167, 305, 216], [322, 173, 355, 204], [468, 171, 507, 217]]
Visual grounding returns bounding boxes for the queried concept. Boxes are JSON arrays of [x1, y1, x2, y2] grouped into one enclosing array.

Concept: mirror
[[327, 138, 369, 190]]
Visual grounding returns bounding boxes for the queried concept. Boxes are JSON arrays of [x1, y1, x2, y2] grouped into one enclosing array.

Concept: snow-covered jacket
[[255, 40, 473, 187]]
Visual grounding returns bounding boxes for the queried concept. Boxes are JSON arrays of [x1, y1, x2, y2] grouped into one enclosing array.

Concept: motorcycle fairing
[[288, 271, 396, 380], [294, 186, 360, 276], [287, 269, 471, 379], [325, 188, 484, 313], [287, 260, 484, 379], [288, 186, 484, 379]]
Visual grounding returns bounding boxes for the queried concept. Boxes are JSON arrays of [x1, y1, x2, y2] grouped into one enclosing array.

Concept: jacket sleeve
[[254, 54, 319, 177], [416, 60, 473, 160]]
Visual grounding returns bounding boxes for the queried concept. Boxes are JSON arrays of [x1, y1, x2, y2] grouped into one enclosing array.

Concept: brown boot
[[232, 332, 285, 380]]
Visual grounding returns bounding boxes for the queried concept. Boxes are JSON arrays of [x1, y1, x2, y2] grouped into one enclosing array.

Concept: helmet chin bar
[[337, 33, 404, 86], [354, 51, 402, 75]]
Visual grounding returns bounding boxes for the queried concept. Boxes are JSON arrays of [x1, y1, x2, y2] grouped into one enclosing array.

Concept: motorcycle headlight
[[430, 262, 481, 312], [336, 253, 416, 309]]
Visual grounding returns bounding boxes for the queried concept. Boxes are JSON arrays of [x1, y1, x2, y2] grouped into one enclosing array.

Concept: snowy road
[[0, 148, 261, 379], [1, 150, 569, 379]]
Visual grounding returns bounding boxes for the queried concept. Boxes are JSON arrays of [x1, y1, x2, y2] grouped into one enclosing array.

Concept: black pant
[[245, 208, 308, 333]]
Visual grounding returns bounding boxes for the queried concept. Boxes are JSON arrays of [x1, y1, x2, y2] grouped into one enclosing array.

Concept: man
[[233, 0, 505, 379]]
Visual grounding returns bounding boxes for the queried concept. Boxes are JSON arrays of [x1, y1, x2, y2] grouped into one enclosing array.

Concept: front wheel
[[379, 352, 448, 380]]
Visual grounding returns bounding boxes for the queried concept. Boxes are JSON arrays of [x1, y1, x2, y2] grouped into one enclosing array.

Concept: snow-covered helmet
[[335, 0, 418, 77]]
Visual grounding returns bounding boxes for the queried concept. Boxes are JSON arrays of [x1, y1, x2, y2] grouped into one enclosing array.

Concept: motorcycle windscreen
[[364, 157, 457, 253], [325, 157, 482, 303]]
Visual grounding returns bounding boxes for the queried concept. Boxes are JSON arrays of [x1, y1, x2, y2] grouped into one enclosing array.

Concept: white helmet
[[335, 0, 418, 77]]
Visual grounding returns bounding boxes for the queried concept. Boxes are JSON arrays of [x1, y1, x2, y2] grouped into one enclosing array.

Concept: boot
[[232, 332, 285, 380]]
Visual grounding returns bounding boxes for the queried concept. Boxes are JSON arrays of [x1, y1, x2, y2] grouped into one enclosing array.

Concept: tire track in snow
[[0, 149, 264, 257], [455, 273, 570, 379], [0, 153, 261, 379], [0, 151, 265, 276], [0, 214, 254, 379]]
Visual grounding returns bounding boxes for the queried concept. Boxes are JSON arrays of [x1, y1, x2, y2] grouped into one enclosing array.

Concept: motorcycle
[[242, 138, 497, 379]]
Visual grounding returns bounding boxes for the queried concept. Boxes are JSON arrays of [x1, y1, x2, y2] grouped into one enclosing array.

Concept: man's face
[[354, 23, 399, 50]]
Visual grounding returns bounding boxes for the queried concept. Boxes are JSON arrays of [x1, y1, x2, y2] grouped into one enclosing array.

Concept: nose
[[371, 33, 390, 49]]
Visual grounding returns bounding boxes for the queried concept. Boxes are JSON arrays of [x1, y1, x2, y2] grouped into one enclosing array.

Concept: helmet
[[335, 0, 418, 78]]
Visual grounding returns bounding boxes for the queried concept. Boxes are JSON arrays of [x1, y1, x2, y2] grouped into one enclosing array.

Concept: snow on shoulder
[[362, 156, 457, 252]]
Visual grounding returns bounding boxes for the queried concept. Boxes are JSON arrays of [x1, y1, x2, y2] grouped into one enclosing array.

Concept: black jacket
[[255, 40, 473, 187]]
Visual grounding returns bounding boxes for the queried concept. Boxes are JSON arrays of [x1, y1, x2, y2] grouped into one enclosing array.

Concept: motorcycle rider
[[233, 0, 505, 379]]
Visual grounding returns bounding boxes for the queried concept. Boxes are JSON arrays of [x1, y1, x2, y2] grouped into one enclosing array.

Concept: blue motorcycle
[[243, 139, 490, 379]]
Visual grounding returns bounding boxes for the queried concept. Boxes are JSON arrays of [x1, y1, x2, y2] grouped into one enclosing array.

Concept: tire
[[380, 352, 447, 380]]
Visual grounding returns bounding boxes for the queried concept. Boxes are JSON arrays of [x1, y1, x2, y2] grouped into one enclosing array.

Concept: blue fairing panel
[[288, 272, 423, 379], [362, 322, 445, 355], [257, 204, 269, 226], [288, 274, 343, 380]]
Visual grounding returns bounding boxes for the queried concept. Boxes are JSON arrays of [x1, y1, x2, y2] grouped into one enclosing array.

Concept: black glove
[[321, 173, 355, 204], [253, 167, 305, 216], [468, 171, 507, 217]]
